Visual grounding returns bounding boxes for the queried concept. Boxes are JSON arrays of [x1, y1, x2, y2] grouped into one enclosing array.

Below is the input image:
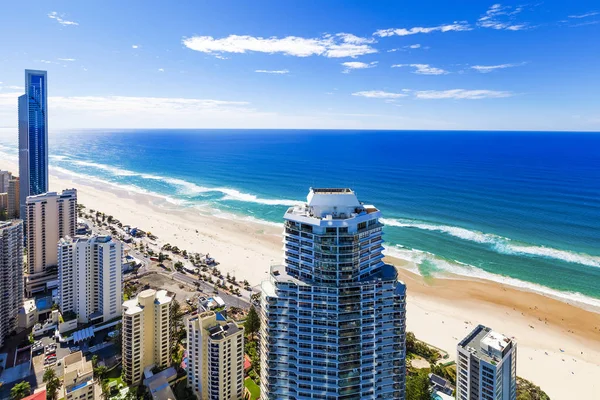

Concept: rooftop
[[207, 321, 243, 341], [459, 324, 514, 364], [286, 187, 379, 221]]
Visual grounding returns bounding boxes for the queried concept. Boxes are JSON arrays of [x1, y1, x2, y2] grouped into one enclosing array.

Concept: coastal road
[[172, 272, 251, 309]]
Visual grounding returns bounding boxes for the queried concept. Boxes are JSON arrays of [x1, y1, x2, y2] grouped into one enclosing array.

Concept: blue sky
[[0, 1, 599, 130]]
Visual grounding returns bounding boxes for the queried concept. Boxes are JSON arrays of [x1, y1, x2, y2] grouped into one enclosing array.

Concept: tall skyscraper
[[260, 188, 407, 400], [7, 177, 20, 219], [187, 311, 245, 400], [19, 70, 48, 218], [25, 189, 77, 295], [457, 325, 517, 400], [0, 220, 24, 348], [122, 289, 173, 384], [58, 235, 123, 324]]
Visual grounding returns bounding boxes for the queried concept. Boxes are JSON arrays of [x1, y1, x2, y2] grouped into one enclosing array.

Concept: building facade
[[25, 189, 77, 295], [0, 220, 24, 348], [457, 325, 517, 400], [63, 351, 97, 400], [122, 289, 173, 384], [260, 188, 407, 400], [58, 235, 123, 324], [187, 311, 245, 400], [19, 70, 49, 218], [0, 170, 11, 193], [7, 177, 20, 219]]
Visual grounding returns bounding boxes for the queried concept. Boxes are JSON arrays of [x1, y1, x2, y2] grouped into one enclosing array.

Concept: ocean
[[1, 129, 599, 306]]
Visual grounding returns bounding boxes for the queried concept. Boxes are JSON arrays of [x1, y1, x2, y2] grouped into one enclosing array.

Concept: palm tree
[[10, 381, 31, 400], [43, 367, 61, 400]]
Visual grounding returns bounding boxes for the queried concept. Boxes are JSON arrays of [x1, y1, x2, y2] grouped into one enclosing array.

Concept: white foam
[[59, 158, 301, 206], [387, 245, 600, 309], [381, 217, 600, 268]]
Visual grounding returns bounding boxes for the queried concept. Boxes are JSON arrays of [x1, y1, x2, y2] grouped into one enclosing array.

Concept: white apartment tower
[[260, 188, 407, 400], [122, 289, 173, 384], [187, 311, 245, 400], [457, 325, 517, 400], [58, 235, 123, 324], [0, 170, 11, 193], [25, 189, 77, 294], [0, 220, 24, 348]]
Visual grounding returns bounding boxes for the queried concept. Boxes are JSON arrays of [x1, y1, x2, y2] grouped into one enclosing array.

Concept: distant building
[[62, 351, 97, 400], [143, 367, 177, 400], [0, 170, 12, 193], [19, 70, 49, 218], [25, 189, 77, 295], [457, 324, 517, 400], [58, 235, 123, 324], [429, 373, 454, 396], [260, 188, 407, 399], [187, 311, 245, 399], [0, 193, 7, 215], [0, 220, 24, 348], [7, 176, 20, 219], [122, 289, 173, 384]]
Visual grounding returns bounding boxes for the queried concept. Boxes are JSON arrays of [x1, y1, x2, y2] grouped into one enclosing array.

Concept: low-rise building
[[18, 299, 38, 329], [63, 351, 97, 400], [187, 311, 245, 400]]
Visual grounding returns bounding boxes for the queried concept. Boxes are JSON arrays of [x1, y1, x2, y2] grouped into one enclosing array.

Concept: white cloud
[[387, 48, 400, 52], [392, 64, 449, 75], [477, 4, 528, 31], [414, 89, 513, 99], [58, 58, 76, 62], [132, 45, 139, 49], [471, 62, 526, 73], [334, 33, 375, 44], [568, 11, 599, 19], [6, 86, 24, 90], [48, 11, 79, 26], [158, 68, 165, 72], [341, 61, 377, 73], [39, 60, 57, 64], [182, 34, 377, 58], [214, 54, 228, 60], [255, 69, 289, 74], [352, 91, 408, 99], [374, 22, 471, 37], [325, 92, 334, 95], [408, 44, 421, 49]]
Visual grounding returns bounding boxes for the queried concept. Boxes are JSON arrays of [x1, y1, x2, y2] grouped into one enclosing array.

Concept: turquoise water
[[1, 129, 599, 306]]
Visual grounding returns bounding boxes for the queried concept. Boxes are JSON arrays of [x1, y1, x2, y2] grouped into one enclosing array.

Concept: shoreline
[[2, 159, 600, 398]]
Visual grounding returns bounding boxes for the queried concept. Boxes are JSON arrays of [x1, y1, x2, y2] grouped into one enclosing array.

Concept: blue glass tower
[[18, 70, 48, 218]]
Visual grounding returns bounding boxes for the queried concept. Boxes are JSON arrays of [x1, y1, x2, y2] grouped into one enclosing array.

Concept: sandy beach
[[2, 159, 599, 399]]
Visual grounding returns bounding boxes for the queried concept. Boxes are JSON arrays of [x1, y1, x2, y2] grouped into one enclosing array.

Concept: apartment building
[[260, 188, 407, 400], [457, 325, 517, 400], [58, 235, 122, 324], [0, 220, 24, 348], [122, 289, 173, 384], [187, 311, 245, 400], [63, 351, 97, 400]]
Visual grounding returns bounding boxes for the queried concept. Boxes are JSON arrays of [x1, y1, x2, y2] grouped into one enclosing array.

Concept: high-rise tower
[[19, 69, 48, 218], [457, 325, 517, 400], [260, 188, 407, 400], [0, 220, 24, 348]]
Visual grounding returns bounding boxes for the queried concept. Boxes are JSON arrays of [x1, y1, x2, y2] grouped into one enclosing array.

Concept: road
[[172, 272, 251, 309]]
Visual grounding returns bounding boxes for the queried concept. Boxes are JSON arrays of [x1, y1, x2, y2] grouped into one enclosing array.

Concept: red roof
[[244, 354, 252, 371], [23, 390, 46, 400]]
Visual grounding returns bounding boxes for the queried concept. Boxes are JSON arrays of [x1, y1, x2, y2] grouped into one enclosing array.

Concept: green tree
[[43, 367, 61, 400], [516, 377, 550, 400], [244, 306, 260, 337], [406, 371, 431, 400], [158, 252, 167, 263], [94, 365, 108, 380], [174, 261, 184, 271], [10, 381, 31, 400], [101, 381, 110, 400], [92, 355, 98, 368]]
